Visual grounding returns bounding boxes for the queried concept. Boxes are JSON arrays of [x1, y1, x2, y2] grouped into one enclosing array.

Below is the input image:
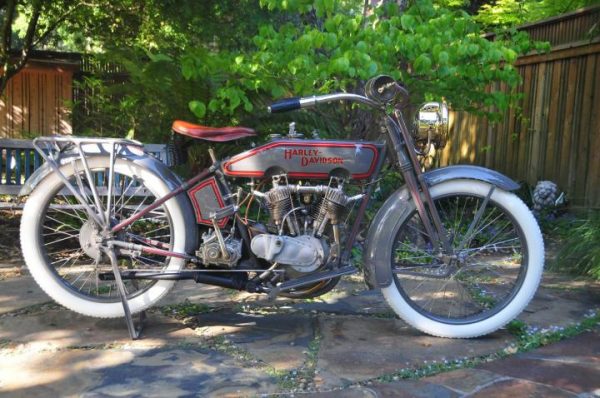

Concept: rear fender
[[20, 149, 198, 255], [363, 165, 519, 289], [20, 144, 153, 196]]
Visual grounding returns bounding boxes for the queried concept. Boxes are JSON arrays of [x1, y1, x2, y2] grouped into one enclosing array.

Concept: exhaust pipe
[[99, 271, 247, 290]]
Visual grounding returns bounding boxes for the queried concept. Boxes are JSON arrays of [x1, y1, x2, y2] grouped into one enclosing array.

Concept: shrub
[[554, 211, 600, 280]]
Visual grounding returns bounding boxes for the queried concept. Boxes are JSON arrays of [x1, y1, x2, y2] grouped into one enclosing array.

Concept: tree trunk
[[0, 0, 43, 95]]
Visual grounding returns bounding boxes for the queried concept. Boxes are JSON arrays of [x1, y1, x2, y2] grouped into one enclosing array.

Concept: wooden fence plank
[[584, 54, 600, 208], [544, 59, 562, 181], [517, 64, 532, 178], [528, 62, 547, 183], [558, 58, 578, 190], [574, 54, 596, 205]]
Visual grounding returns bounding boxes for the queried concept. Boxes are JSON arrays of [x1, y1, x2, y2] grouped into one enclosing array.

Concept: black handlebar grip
[[268, 97, 301, 113]]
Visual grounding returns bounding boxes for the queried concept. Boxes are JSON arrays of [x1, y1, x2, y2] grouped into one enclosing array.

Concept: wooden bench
[[0, 138, 169, 206]]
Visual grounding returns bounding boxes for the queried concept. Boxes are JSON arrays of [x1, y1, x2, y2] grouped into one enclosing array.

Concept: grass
[[272, 332, 323, 392], [160, 300, 213, 319]]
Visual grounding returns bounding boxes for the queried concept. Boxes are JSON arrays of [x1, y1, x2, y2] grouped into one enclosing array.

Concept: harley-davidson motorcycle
[[19, 76, 544, 339]]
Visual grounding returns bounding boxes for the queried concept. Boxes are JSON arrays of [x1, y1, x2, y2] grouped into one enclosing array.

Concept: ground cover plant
[[550, 211, 600, 280]]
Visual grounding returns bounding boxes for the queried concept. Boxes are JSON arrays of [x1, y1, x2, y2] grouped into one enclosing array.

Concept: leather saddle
[[172, 120, 256, 142]]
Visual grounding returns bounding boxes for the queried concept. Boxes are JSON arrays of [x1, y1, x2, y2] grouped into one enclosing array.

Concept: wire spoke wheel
[[41, 168, 173, 302], [381, 180, 544, 337], [392, 192, 527, 324], [21, 156, 189, 318]]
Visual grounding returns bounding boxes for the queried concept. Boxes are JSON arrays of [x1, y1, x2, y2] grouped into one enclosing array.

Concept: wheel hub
[[79, 221, 103, 261]]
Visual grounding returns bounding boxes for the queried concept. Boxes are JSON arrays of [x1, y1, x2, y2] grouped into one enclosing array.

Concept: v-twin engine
[[249, 177, 363, 272]]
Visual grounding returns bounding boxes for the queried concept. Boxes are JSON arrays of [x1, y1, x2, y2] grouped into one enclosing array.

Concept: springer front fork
[[386, 111, 452, 254]]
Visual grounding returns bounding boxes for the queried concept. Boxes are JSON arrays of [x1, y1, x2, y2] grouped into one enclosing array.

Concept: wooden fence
[[0, 53, 80, 138], [440, 5, 600, 208]]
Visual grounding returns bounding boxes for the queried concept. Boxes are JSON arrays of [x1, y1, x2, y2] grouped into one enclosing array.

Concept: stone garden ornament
[[18, 75, 544, 339]]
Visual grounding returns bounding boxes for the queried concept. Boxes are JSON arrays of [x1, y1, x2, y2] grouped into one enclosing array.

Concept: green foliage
[[553, 212, 600, 280], [475, 0, 599, 28], [73, 49, 205, 143], [506, 319, 528, 336], [59, 0, 548, 150], [71, 0, 277, 143], [182, 0, 542, 131]]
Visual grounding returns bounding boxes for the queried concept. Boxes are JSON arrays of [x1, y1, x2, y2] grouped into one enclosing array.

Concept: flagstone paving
[[0, 270, 598, 397]]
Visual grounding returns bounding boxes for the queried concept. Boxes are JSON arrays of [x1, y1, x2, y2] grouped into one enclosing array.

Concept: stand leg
[[105, 245, 145, 340]]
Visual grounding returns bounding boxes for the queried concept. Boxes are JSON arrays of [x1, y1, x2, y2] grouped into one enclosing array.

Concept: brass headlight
[[415, 101, 449, 149]]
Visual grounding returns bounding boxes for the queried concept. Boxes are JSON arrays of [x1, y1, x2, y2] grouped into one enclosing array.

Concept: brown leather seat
[[172, 120, 256, 142]]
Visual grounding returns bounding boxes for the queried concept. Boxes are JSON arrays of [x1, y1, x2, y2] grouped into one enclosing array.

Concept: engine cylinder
[[266, 186, 292, 226], [314, 187, 349, 231]]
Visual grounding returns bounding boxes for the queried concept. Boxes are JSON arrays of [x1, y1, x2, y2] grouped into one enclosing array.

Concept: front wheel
[[381, 179, 544, 338]]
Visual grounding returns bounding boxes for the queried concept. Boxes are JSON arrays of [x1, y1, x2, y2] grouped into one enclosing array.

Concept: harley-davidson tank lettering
[[19, 76, 544, 339]]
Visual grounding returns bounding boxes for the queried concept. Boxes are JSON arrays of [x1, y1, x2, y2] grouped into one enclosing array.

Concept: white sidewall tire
[[20, 157, 188, 318], [381, 179, 544, 338]]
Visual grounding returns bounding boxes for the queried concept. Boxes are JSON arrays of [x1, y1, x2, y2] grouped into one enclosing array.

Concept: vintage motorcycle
[[19, 76, 544, 339]]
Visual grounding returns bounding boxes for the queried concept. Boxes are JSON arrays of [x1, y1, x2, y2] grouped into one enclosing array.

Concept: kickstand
[[105, 245, 146, 340]]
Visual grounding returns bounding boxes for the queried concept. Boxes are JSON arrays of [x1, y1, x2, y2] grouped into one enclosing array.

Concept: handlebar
[[268, 93, 379, 113], [268, 97, 301, 113], [268, 75, 408, 113]]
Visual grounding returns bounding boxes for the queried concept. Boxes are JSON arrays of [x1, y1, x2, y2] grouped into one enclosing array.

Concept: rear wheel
[[381, 180, 544, 338], [20, 156, 189, 318]]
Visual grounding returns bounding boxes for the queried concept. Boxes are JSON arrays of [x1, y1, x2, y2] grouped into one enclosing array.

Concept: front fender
[[423, 165, 519, 191], [363, 165, 519, 289]]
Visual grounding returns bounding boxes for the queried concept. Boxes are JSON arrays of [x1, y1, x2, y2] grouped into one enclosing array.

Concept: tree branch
[[16, 0, 42, 70], [31, 1, 82, 49], [1, 0, 17, 58]]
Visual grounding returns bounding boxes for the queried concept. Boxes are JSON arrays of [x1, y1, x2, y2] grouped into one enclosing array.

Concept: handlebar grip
[[268, 97, 301, 113]]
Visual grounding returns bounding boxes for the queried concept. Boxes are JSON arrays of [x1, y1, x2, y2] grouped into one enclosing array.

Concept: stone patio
[[0, 257, 599, 397]]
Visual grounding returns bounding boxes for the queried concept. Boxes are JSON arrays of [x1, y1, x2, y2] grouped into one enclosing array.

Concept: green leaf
[[413, 54, 432, 73], [332, 57, 350, 73], [324, 17, 336, 32], [243, 97, 253, 112], [208, 99, 220, 112], [367, 61, 378, 76], [401, 14, 416, 31], [502, 48, 517, 63], [271, 86, 285, 98], [147, 52, 172, 63], [437, 51, 449, 65], [189, 101, 206, 118], [181, 61, 194, 80], [322, 0, 334, 14]]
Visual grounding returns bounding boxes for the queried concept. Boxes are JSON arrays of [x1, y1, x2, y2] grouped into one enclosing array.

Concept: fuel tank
[[222, 139, 384, 180]]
